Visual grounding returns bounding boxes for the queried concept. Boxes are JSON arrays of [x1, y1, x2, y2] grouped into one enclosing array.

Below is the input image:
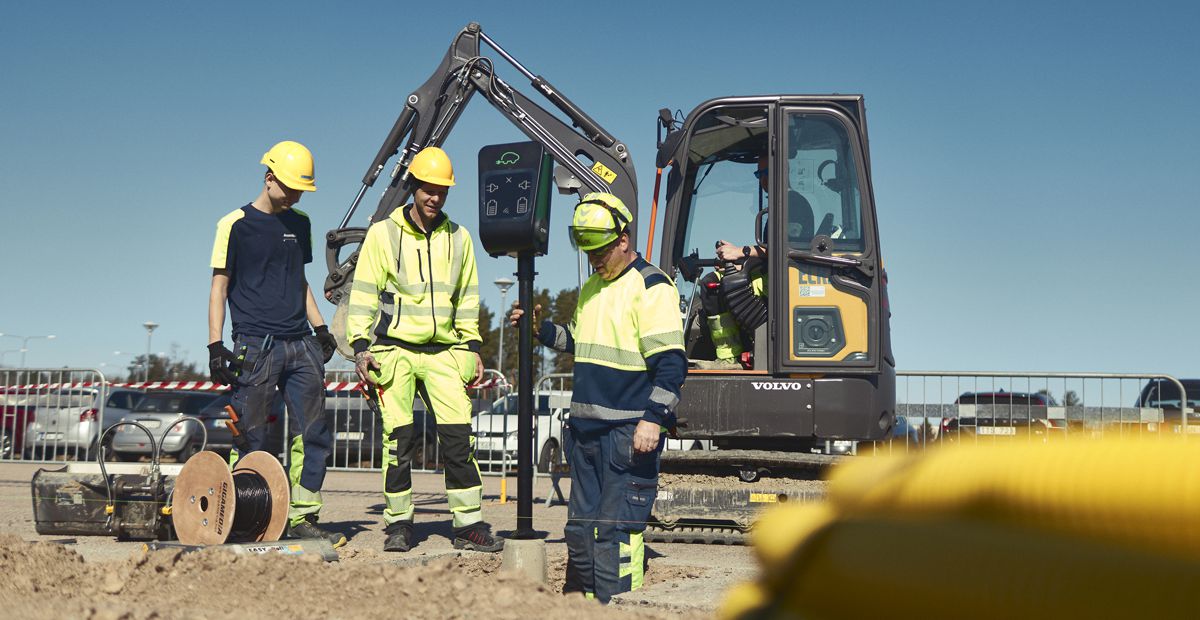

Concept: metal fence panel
[[875, 372, 1193, 454], [1, 368, 112, 463]]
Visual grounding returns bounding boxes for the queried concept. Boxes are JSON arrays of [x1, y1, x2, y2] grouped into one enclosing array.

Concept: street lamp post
[[143, 322, 159, 382], [494, 277, 515, 382], [0, 333, 57, 368], [1, 349, 21, 367]]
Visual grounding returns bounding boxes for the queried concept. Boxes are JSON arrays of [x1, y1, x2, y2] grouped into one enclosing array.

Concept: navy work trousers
[[564, 422, 661, 603], [229, 333, 331, 492]]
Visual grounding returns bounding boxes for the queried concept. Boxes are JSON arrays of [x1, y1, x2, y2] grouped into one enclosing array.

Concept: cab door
[[768, 100, 894, 439], [770, 102, 889, 372]]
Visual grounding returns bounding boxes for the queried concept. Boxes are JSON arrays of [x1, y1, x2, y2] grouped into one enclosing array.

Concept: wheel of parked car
[[77, 439, 98, 463], [178, 440, 203, 463], [537, 440, 561, 474]]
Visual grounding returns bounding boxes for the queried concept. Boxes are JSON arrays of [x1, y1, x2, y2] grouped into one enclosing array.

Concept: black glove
[[208, 341, 238, 385], [313, 325, 337, 363]]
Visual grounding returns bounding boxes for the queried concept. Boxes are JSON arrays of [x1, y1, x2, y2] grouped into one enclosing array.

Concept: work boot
[[289, 516, 347, 548], [452, 524, 504, 553], [383, 522, 415, 552], [693, 357, 742, 370]]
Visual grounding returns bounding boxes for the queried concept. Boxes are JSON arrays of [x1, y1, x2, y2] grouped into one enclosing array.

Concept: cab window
[[677, 106, 770, 259], [784, 113, 865, 253]]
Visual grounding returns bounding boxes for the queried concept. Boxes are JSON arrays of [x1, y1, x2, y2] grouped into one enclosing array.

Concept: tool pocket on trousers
[[303, 335, 325, 370], [450, 348, 476, 385], [234, 339, 272, 387], [618, 474, 658, 530], [370, 348, 395, 387], [609, 424, 657, 477]]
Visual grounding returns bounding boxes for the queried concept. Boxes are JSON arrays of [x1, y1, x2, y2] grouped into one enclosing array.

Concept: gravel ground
[[0, 461, 805, 618]]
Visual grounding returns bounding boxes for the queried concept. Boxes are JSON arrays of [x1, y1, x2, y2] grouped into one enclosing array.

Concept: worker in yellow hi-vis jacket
[[345, 146, 502, 554]]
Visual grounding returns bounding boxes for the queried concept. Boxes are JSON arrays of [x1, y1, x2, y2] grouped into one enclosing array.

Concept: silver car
[[110, 391, 220, 462], [23, 387, 143, 460]]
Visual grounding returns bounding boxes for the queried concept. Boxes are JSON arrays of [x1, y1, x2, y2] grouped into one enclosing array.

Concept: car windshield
[[957, 393, 1050, 406], [199, 394, 234, 417], [136, 394, 194, 413], [1143, 380, 1200, 408]]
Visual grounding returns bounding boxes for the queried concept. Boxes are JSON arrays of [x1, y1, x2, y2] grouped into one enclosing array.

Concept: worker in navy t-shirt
[[207, 140, 343, 548]]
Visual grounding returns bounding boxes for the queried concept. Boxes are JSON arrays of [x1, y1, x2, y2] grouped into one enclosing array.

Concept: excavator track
[[648, 450, 838, 545]]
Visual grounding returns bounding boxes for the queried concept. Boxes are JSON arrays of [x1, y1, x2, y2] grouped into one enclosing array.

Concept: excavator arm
[[324, 22, 637, 313]]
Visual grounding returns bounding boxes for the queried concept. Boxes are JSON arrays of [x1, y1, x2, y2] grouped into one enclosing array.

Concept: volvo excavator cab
[[657, 96, 895, 448]]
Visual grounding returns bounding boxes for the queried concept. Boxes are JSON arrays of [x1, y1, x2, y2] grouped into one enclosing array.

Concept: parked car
[[326, 388, 385, 467], [325, 388, 445, 469], [188, 391, 289, 458], [1135, 378, 1200, 435], [2, 392, 36, 459], [23, 386, 143, 460], [944, 391, 1064, 441], [109, 391, 221, 462], [472, 391, 570, 473]]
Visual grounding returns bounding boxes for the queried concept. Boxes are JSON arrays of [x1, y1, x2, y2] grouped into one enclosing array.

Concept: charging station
[[478, 141, 554, 257]]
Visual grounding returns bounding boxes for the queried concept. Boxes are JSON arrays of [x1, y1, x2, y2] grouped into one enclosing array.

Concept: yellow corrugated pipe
[[722, 437, 1200, 620]]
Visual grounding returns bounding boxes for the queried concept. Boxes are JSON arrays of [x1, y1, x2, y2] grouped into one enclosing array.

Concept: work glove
[[208, 341, 238, 385], [313, 325, 337, 363], [355, 350, 381, 387]]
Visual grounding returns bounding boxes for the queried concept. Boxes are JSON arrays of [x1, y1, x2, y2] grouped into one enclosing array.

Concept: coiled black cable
[[228, 470, 273, 542]]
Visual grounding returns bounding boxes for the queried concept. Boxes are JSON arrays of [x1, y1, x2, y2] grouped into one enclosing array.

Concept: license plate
[[976, 426, 1016, 436], [1171, 425, 1200, 434], [37, 432, 64, 441], [336, 432, 364, 441], [138, 420, 162, 429]]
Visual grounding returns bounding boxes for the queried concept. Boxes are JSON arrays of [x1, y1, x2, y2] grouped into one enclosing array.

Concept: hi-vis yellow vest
[[346, 208, 480, 350]]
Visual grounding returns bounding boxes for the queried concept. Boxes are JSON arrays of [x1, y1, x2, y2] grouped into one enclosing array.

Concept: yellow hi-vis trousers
[[369, 345, 484, 530]]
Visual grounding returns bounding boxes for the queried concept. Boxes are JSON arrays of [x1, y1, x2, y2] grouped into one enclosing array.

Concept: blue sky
[[1, 0, 1197, 376]]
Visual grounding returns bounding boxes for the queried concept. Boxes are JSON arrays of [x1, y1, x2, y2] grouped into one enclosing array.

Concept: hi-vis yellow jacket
[[346, 207, 481, 354]]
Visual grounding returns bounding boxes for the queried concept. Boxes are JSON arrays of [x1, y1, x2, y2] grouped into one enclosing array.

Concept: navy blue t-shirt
[[210, 204, 313, 338]]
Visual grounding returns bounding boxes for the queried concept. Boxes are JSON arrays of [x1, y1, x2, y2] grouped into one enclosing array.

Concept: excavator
[[324, 23, 895, 544]]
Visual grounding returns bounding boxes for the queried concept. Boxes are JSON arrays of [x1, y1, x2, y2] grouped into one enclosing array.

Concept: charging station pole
[[476, 140, 554, 541], [514, 252, 536, 538]]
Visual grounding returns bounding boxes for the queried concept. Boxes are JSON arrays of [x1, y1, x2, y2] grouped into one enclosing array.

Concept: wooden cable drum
[[170, 451, 291, 545]]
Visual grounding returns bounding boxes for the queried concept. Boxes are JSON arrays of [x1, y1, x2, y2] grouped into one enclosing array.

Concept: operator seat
[[786, 190, 815, 245]]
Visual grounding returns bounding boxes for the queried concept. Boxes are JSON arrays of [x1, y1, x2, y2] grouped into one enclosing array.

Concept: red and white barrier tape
[[0, 377, 506, 393]]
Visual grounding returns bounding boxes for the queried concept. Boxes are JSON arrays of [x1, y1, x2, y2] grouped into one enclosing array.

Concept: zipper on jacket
[[425, 235, 437, 339]]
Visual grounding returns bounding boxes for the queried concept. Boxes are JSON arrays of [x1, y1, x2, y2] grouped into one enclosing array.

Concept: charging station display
[[478, 141, 552, 257]]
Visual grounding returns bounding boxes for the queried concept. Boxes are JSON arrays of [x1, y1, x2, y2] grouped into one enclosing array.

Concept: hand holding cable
[[208, 341, 238, 385]]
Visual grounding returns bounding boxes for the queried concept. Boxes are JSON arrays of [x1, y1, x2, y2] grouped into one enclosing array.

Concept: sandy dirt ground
[[0, 461, 789, 619]]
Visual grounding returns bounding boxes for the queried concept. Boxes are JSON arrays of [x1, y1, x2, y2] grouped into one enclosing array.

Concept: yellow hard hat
[[260, 141, 316, 192], [408, 146, 456, 187], [570, 192, 632, 251]]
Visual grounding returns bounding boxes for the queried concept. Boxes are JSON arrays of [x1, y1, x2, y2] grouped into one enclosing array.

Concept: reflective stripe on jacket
[[346, 207, 481, 351], [541, 255, 686, 428]]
